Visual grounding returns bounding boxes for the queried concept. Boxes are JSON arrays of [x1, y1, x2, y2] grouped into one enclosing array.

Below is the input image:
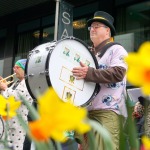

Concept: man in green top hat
[[72, 11, 128, 150]]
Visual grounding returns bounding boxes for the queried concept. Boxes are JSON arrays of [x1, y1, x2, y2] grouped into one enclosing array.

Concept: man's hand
[[0, 76, 3, 80], [0, 76, 8, 91], [72, 62, 88, 80]]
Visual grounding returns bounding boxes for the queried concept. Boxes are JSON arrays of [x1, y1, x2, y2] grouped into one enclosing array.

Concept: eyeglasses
[[88, 24, 107, 31]]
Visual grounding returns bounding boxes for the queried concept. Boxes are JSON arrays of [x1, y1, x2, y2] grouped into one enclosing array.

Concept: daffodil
[[125, 41, 150, 95], [29, 88, 90, 142], [141, 136, 150, 150], [0, 95, 21, 120]]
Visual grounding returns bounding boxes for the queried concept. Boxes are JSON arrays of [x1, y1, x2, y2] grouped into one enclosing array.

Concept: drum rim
[[25, 57, 36, 100]]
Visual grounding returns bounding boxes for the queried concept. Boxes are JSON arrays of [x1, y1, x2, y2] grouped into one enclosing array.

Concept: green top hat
[[87, 11, 116, 36]]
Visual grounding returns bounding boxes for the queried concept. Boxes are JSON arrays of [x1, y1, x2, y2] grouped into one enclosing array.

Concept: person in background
[[0, 59, 33, 150], [144, 97, 150, 138], [72, 11, 128, 150], [132, 96, 145, 139]]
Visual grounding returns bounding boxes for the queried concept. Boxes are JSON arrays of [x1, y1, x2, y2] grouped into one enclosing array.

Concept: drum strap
[[98, 42, 121, 58], [12, 80, 20, 90]]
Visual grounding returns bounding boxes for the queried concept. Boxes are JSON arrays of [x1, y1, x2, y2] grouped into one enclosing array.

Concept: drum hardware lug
[[45, 70, 49, 76], [24, 75, 28, 80], [35, 49, 40, 53], [49, 49, 53, 53], [46, 45, 56, 51], [51, 45, 56, 48], [52, 40, 57, 42], [39, 70, 49, 76], [28, 51, 33, 57], [69, 36, 75, 40], [88, 46, 93, 50], [29, 50, 32, 54], [45, 47, 50, 51], [65, 36, 75, 40], [39, 71, 45, 75], [29, 74, 34, 77]]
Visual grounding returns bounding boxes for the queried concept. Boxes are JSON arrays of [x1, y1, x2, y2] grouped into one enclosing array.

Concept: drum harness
[[97, 42, 121, 58], [87, 42, 121, 107]]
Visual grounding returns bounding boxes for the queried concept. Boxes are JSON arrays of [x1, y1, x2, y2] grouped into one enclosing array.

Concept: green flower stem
[[87, 131, 96, 150], [54, 141, 62, 150], [125, 99, 139, 150], [2, 119, 9, 149], [17, 113, 55, 150], [19, 95, 39, 120], [0, 103, 13, 149], [88, 119, 113, 150], [17, 113, 29, 132], [34, 141, 53, 150], [3, 103, 10, 149]]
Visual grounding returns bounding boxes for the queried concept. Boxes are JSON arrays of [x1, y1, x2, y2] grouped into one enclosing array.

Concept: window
[[0, 38, 5, 60], [115, 1, 150, 52], [15, 31, 39, 59], [73, 19, 91, 44], [42, 26, 55, 43], [0, 37, 5, 75]]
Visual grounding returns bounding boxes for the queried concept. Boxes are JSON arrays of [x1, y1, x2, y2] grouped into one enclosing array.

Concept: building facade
[[0, 0, 149, 77]]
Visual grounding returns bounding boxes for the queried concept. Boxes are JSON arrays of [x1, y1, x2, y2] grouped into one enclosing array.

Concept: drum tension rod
[[39, 70, 49, 76], [28, 74, 34, 77]]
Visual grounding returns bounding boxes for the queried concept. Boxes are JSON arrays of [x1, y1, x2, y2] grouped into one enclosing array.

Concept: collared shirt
[[86, 43, 128, 117]]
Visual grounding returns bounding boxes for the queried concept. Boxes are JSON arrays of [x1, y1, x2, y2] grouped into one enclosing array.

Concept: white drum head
[[49, 38, 98, 106], [25, 42, 55, 99]]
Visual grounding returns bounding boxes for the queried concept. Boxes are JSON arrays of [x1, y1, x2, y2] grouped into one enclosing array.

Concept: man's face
[[89, 22, 110, 43], [13, 65, 24, 79]]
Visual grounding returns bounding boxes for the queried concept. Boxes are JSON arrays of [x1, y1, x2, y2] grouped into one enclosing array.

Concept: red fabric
[[78, 134, 88, 150]]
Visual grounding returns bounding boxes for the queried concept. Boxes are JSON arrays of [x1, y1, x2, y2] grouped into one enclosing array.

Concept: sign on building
[[57, 1, 73, 40]]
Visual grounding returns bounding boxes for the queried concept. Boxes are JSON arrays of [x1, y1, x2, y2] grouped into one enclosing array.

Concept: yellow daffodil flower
[[0, 95, 21, 120], [141, 136, 150, 150], [29, 88, 90, 142], [125, 41, 150, 95]]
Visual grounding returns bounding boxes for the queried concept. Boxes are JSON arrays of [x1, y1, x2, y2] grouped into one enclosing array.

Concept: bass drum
[[25, 37, 99, 107]]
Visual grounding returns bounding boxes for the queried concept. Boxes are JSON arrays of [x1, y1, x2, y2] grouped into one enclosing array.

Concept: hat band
[[15, 61, 25, 70], [93, 16, 108, 21]]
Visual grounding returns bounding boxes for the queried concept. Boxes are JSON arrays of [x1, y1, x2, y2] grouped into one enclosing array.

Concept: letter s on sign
[[62, 12, 70, 24]]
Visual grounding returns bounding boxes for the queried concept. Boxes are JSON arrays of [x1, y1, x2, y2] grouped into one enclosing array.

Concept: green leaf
[[88, 119, 113, 150], [19, 94, 39, 120], [87, 131, 96, 150], [124, 99, 139, 149], [54, 141, 62, 150], [17, 113, 55, 150]]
